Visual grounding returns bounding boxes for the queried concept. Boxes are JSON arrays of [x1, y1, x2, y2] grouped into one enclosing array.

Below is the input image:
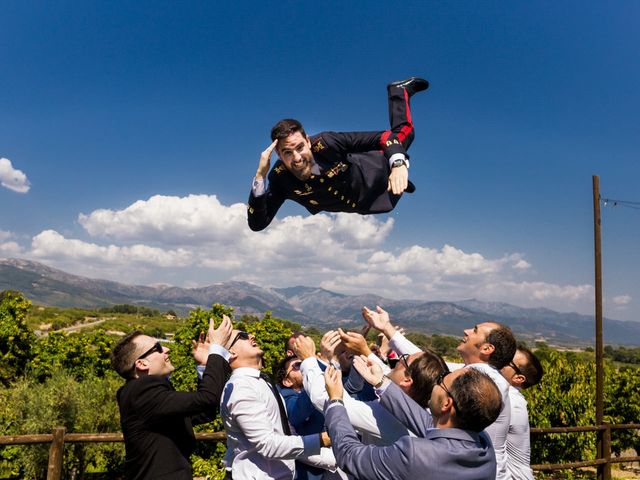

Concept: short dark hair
[[111, 330, 144, 379], [285, 331, 304, 355], [451, 369, 502, 432], [485, 323, 517, 370], [406, 349, 449, 408], [275, 356, 298, 387], [517, 346, 544, 389], [271, 119, 307, 142]]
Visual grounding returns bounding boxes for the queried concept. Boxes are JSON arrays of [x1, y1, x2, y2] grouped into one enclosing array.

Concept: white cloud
[[30, 230, 192, 267], [0, 230, 23, 256], [15, 194, 597, 315], [0, 158, 31, 193], [78, 194, 248, 244], [613, 295, 631, 306]]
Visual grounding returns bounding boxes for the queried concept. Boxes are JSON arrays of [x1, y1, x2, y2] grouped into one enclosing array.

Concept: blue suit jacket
[[278, 386, 326, 480], [325, 383, 497, 480]]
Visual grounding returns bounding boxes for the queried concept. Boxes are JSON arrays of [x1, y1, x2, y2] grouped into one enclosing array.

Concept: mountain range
[[1, 257, 639, 347]]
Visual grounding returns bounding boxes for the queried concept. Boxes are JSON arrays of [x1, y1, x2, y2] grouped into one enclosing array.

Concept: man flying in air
[[247, 76, 429, 231]]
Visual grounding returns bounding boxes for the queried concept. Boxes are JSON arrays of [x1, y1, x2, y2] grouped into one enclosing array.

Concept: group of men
[[110, 77, 546, 479], [110, 306, 543, 480]]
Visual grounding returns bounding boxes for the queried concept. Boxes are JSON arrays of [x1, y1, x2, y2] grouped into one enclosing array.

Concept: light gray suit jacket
[[325, 383, 496, 480]]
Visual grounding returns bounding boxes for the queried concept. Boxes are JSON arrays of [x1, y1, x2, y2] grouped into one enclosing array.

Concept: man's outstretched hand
[[388, 164, 408, 195], [256, 139, 278, 180]]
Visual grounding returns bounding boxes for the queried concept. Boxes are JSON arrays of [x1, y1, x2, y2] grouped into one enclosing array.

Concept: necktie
[[260, 372, 292, 435]]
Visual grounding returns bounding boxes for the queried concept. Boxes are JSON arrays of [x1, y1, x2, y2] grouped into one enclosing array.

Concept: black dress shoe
[[388, 77, 429, 97], [405, 180, 416, 193]]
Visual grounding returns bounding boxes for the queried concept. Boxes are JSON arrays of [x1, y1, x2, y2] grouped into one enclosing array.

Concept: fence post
[[602, 423, 612, 480], [47, 427, 66, 480]]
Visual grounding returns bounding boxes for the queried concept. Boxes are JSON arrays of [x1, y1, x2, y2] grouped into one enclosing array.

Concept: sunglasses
[[388, 353, 411, 369], [509, 361, 527, 382], [436, 370, 458, 412], [137, 341, 163, 361], [286, 361, 302, 376], [229, 331, 251, 349]]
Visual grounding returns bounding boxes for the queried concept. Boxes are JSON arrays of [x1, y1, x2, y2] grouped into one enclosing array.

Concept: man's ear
[[399, 374, 413, 389], [134, 358, 149, 376], [480, 343, 495, 357], [512, 372, 526, 388], [282, 376, 293, 388]]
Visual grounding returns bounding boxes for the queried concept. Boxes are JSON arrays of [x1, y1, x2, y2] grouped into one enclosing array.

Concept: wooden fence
[[1, 424, 639, 480], [530, 423, 640, 478]]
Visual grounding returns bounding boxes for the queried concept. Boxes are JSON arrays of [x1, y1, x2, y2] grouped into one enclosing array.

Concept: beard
[[289, 157, 314, 181]]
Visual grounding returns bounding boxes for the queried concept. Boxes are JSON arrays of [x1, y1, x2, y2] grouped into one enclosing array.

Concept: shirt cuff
[[374, 378, 392, 397], [196, 364, 206, 380], [252, 176, 266, 196], [301, 433, 322, 455], [209, 343, 231, 362], [388, 152, 406, 168], [325, 400, 345, 413]]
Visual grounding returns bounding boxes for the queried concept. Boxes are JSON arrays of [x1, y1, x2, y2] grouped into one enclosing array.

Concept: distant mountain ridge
[[1, 257, 639, 346]]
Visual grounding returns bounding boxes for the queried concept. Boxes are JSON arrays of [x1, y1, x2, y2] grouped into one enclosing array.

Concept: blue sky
[[1, 1, 638, 321]]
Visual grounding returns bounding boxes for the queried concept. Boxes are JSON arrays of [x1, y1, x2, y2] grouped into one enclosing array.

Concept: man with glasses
[[276, 355, 327, 480], [362, 305, 516, 480], [110, 316, 234, 480], [220, 329, 337, 479], [323, 364, 502, 479], [501, 346, 544, 480], [293, 333, 448, 445]]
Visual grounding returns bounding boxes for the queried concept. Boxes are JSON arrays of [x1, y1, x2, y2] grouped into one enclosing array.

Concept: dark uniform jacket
[[248, 130, 408, 231], [116, 353, 230, 480]]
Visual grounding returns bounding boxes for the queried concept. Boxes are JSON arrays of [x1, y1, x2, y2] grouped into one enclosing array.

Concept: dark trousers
[[382, 84, 416, 152]]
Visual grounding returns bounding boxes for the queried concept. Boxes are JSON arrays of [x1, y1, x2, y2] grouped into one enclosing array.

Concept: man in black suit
[[247, 77, 429, 231], [111, 316, 233, 480]]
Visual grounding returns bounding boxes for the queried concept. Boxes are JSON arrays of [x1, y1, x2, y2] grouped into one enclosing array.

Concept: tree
[[28, 330, 115, 382], [0, 290, 36, 386]]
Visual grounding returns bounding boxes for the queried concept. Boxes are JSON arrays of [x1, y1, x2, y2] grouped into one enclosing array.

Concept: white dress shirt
[[506, 386, 534, 480], [220, 367, 334, 479], [300, 357, 416, 445]]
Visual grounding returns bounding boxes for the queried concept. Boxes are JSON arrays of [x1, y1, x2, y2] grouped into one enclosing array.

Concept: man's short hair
[[485, 323, 517, 370], [406, 349, 449, 408], [284, 331, 304, 356], [271, 119, 307, 142], [451, 369, 502, 432], [517, 346, 544, 389], [111, 330, 144, 379]]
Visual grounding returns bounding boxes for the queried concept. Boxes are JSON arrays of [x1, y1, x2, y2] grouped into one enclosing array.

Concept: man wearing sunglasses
[[501, 346, 544, 480], [110, 316, 233, 480], [323, 364, 502, 479], [220, 329, 337, 479], [362, 305, 516, 480], [275, 355, 328, 480]]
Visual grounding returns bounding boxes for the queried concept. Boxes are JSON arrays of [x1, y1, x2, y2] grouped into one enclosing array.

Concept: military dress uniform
[[248, 83, 421, 232]]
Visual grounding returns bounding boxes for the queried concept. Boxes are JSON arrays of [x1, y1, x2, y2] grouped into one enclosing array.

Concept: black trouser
[[382, 84, 416, 152]]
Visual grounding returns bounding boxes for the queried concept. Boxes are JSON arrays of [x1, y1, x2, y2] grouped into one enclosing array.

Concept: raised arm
[[248, 140, 286, 231]]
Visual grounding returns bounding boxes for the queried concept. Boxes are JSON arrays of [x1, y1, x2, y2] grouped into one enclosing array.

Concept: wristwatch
[[374, 375, 388, 389], [391, 157, 410, 169]]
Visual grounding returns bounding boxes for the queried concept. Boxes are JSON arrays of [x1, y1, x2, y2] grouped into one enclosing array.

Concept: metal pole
[[593, 175, 606, 480]]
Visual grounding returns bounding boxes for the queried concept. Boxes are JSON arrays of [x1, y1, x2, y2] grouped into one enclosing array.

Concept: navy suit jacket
[[325, 383, 497, 480]]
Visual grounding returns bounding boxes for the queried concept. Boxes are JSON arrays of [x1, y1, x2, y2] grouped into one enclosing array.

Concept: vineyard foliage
[[0, 290, 639, 478]]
